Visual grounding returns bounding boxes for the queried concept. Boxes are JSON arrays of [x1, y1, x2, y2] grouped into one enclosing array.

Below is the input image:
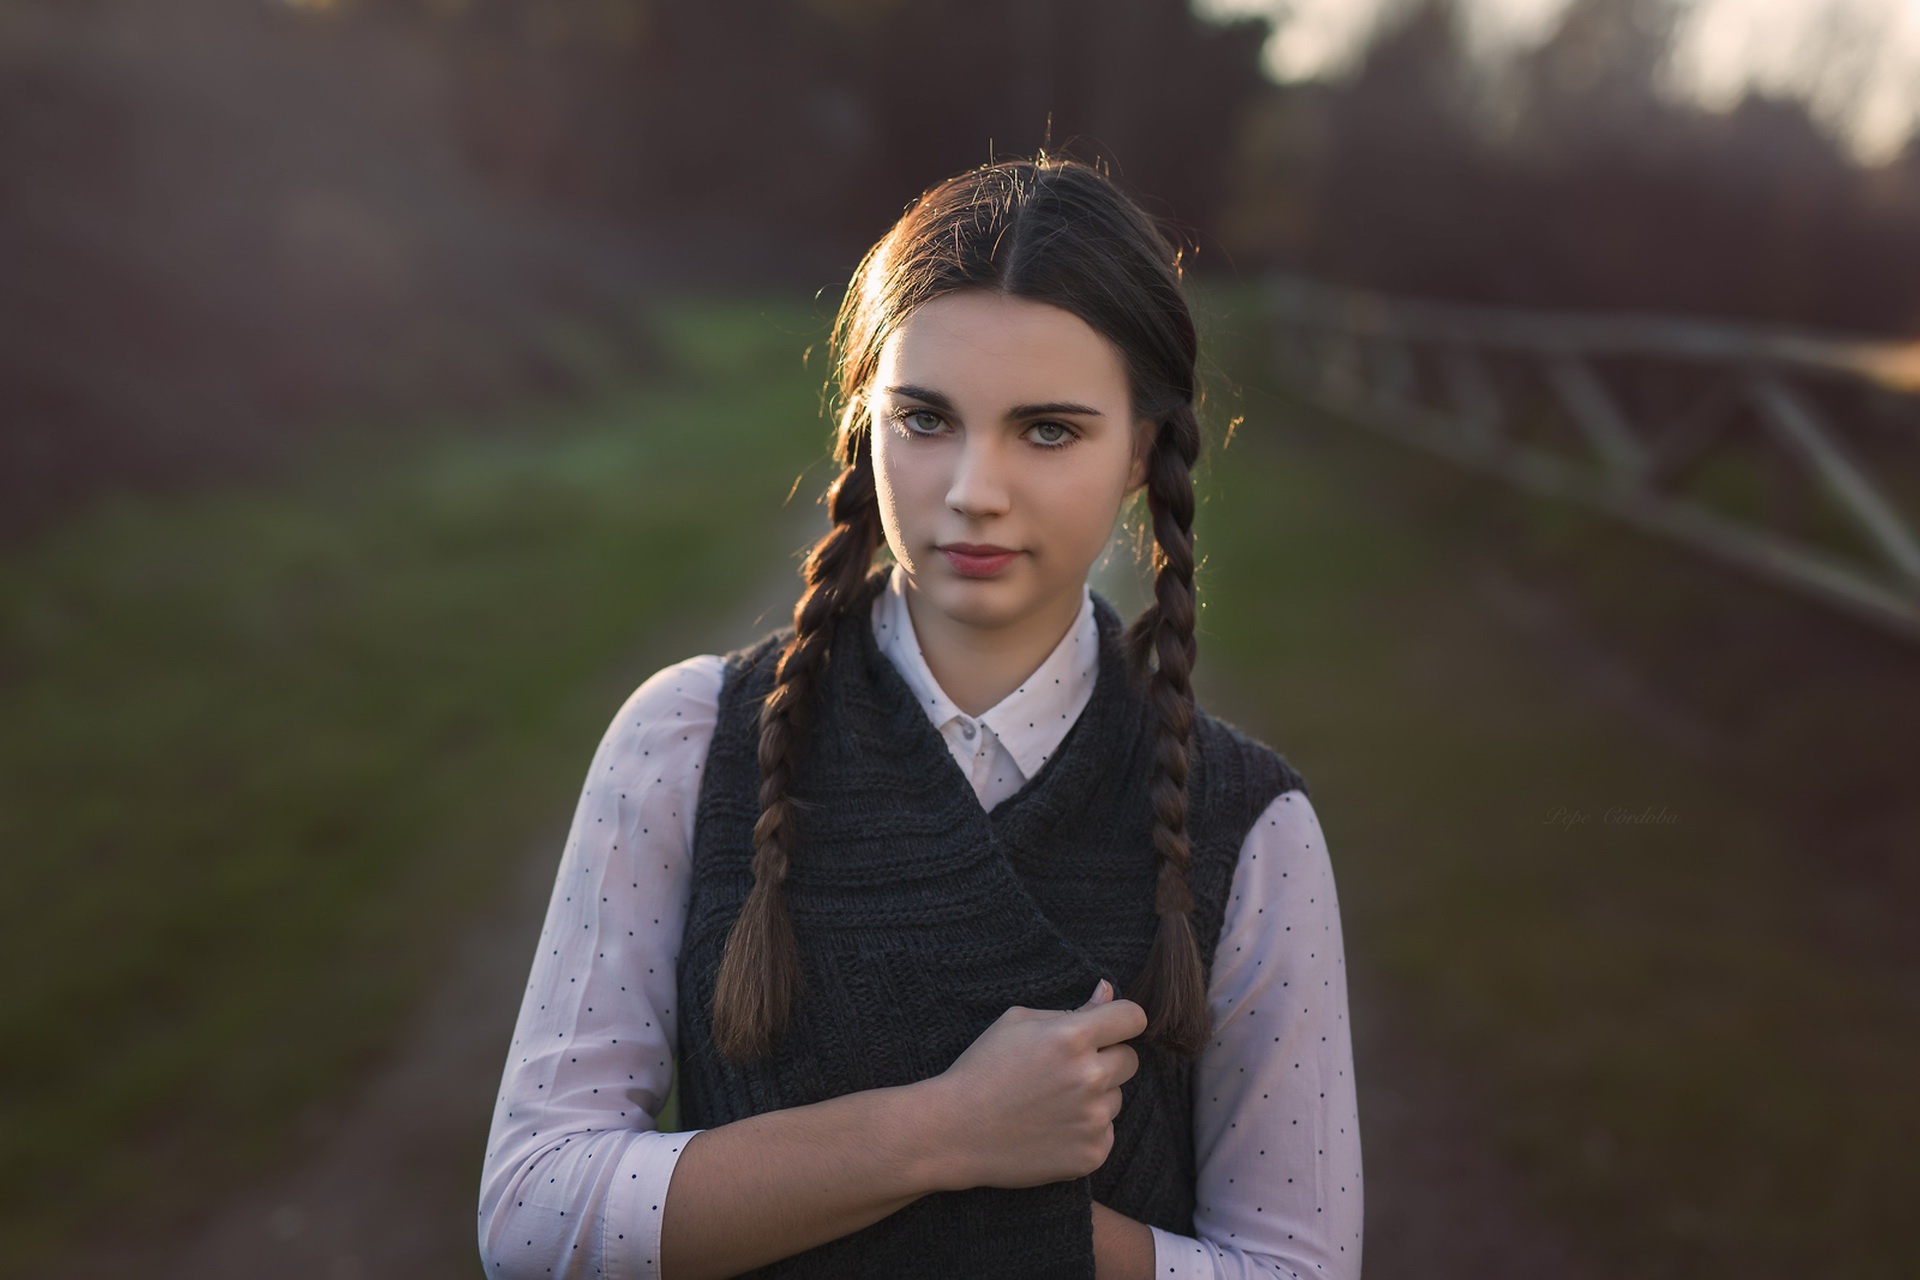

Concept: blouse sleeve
[[1148, 788, 1366, 1280], [476, 653, 726, 1280]]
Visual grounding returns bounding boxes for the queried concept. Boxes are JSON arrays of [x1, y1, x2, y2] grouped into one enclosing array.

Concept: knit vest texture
[[675, 567, 1306, 1278]]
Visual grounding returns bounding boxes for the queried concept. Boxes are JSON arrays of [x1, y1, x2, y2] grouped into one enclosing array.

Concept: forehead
[[876, 291, 1130, 403]]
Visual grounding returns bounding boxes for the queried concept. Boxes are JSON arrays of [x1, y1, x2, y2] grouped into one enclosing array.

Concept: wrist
[[1091, 1201, 1158, 1280], [892, 1073, 973, 1194]]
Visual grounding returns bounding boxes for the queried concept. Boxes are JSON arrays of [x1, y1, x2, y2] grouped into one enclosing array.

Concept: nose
[[946, 431, 1011, 517]]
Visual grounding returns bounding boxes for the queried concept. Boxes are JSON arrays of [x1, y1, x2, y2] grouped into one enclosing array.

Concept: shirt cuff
[[605, 1128, 703, 1280], [1151, 1224, 1215, 1280]]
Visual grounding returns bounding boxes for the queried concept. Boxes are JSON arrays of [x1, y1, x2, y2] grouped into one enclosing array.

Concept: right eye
[[891, 407, 944, 435]]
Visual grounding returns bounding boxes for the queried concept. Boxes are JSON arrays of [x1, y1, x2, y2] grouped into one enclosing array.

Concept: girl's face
[[869, 289, 1153, 647]]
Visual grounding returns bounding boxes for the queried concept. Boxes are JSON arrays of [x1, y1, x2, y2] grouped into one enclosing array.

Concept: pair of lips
[[938, 543, 1019, 577]]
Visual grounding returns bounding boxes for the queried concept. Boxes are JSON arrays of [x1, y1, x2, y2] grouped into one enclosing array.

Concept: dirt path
[[137, 557, 812, 1280], [150, 822, 568, 1280], [1348, 966, 1607, 1280]]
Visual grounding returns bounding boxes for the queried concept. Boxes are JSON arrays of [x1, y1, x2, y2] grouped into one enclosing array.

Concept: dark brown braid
[[710, 425, 880, 1063], [1122, 403, 1208, 1056]]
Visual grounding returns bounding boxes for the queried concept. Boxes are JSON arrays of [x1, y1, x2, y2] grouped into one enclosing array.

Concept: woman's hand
[[919, 979, 1148, 1192], [658, 980, 1143, 1278]]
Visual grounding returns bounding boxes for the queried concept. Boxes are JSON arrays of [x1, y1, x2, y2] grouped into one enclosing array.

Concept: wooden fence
[[1262, 275, 1920, 644]]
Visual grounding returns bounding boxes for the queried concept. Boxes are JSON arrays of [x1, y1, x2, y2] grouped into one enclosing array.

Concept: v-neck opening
[[840, 567, 1144, 845]]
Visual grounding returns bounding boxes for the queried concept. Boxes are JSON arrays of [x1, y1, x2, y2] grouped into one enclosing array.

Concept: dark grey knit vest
[[675, 567, 1306, 1278]]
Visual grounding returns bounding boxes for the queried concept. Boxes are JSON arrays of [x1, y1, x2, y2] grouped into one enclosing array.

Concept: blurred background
[[3, 0, 1917, 1276]]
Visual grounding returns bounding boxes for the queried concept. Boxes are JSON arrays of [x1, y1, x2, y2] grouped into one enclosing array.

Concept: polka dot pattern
[[1173, 789, 1364, 1278], [477, 654, 721, 1280], [478, 581, 1364, 1279]]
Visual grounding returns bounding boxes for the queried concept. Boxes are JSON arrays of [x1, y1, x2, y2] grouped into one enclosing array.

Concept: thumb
[[1078, 978, 1114, 1011]]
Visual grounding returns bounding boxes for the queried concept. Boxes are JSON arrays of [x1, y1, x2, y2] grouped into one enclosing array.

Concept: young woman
[[478, 154, 1363, 1279]]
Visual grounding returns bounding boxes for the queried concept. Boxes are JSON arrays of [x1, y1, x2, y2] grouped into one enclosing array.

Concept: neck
[[902, 580, 1083, 718]]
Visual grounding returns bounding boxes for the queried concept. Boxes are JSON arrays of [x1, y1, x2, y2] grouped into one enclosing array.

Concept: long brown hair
[[712, 152, 1209, 1062]]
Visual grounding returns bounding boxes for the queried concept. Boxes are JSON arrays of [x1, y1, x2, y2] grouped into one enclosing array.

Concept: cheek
[[874, 430, 947, 503], [869, 433, 917, 560], [1040, 462, 1131, 553]]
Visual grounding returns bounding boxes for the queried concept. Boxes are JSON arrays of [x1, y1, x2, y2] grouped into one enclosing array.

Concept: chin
[[917, 574, 1033, 631], [928, 580, 1019, 622]]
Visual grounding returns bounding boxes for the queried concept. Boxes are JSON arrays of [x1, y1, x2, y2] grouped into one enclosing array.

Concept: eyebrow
[[881, 383, 1105, 419]]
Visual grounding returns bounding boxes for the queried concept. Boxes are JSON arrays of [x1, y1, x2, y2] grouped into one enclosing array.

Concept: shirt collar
[[870, 562, 1100, 782]]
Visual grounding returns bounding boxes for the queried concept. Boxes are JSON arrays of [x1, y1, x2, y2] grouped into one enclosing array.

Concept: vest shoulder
[[716, 626, 794, 692], [721, 624, 792, 667], [1191, 703, 1310, 801]]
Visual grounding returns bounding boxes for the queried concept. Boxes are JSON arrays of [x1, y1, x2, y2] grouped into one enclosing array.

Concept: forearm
[[659, 1078, 955, 1280], [659, 986, 1145, 1278], [1093, 1201, 1156, 1280]]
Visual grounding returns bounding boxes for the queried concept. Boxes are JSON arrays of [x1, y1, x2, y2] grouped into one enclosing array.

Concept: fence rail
[[1262, 275, 1920, 644]]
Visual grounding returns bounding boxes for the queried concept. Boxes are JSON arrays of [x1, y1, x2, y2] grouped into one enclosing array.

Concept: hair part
[[711, 150, 1211, 1062]]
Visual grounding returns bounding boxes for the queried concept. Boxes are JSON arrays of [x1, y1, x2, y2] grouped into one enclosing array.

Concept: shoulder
[[1176, 704, 1312, 966], [596, 654, 729, 766], [1241, 786, 1328, 865], [1215, 788, 1343, 985], [622, 652, 728, 720], [1213, 787, 1339, 967], [712, 624, 796, 693], [1189, 703, 1310, 820], [709, 568, 884, 712]]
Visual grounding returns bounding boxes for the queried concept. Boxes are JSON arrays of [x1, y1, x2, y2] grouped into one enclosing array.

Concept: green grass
[[1188, 278, 1919, 1278], [0, 292, 838, 1273]]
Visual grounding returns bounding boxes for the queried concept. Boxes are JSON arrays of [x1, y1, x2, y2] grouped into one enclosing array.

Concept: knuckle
[[1089, 1127, 1115, 1169]]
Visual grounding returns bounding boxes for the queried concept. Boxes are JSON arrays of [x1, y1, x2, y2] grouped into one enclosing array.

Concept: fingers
[[1073, 994, 1149, 1048], [1096, 1040, 1140, 1089], [1001, 982, 1146, 1053]]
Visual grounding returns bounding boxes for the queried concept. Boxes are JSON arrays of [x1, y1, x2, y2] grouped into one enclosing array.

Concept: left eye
[[899, 409, 943, 435], [1029, 422, 1071, 446]]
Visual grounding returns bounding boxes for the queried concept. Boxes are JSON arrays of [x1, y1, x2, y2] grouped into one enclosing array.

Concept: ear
[[1126, 418, 1156, 494]]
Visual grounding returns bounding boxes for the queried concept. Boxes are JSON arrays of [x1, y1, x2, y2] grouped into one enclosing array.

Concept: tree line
[[2, 0, 1912, 537]]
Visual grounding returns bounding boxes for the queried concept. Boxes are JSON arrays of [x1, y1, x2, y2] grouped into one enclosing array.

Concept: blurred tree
[[0, 0, 1279, 536], [597, 0, 1276, 265], [0, 0, 662, 538], [353, 0, 1276, 266], [1219, 0, 1920, 335], [1510, 0, 1682, 147]]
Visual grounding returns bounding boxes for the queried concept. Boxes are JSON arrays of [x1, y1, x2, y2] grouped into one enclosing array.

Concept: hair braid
[[1123, 406, 1209, 1057], [711, 434, 880, 1063]]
